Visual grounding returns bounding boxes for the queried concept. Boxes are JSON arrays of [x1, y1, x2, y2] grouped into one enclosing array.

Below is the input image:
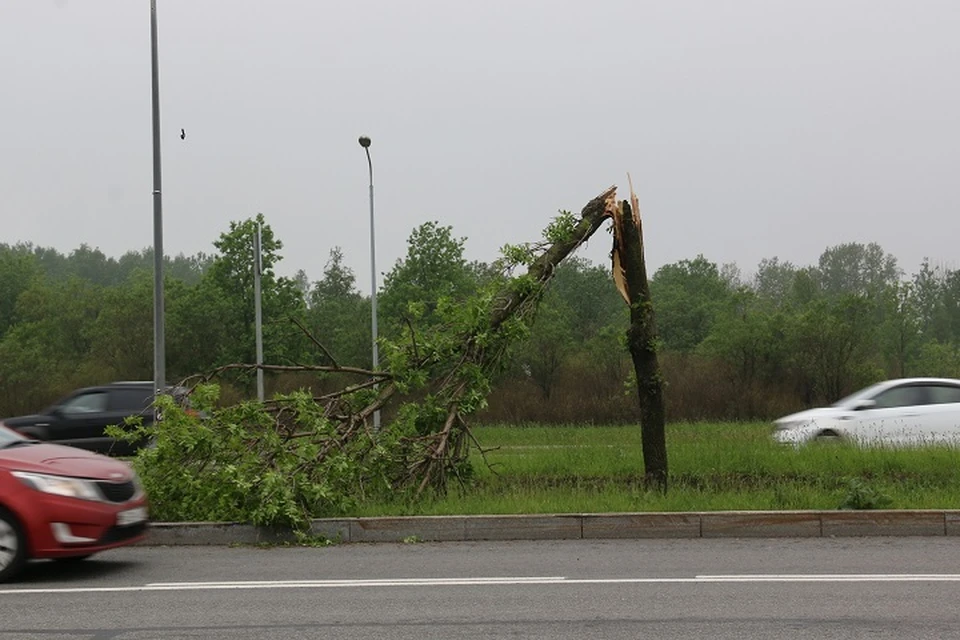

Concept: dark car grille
[[98, 522, 148, 545], [95, 480, 137, 503]]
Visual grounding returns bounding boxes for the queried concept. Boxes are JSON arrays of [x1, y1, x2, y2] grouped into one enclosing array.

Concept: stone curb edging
[[138, 510, 960, 546]]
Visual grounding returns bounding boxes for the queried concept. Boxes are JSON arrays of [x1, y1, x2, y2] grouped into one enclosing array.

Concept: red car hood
[[0, 442, 134, 481]]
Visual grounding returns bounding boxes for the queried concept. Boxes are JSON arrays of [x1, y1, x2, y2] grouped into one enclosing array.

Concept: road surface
[[2, 537, 959, 639]]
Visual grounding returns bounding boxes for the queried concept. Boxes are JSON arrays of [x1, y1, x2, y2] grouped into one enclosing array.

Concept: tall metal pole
[[150, 0, 165, 402], [358, 136, 380, 430], [254, 222, 264, 402]]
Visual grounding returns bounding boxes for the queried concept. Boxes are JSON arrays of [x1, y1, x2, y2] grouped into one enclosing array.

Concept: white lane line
[[696, 574, 960, 582], [147, 576, 564, 587], [5, 574, 960, 595]]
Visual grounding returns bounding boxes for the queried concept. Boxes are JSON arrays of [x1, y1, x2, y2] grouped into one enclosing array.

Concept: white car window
[[873, 385, 927, 409], [929, 385, 960, 405]]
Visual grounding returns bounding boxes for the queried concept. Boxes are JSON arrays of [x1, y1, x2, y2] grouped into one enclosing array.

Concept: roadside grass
[[350, 422, 960, 516]]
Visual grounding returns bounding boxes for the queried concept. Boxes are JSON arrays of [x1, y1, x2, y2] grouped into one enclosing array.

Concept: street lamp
[[359, 135, 380, 430], [150, 0, 165, 405]]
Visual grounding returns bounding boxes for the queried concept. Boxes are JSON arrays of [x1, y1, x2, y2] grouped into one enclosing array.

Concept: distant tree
[[0, 244, 39, 335], [67, 244, 121, 286], [719, 262, 743, 289], [87, 276, 154, 381], [875, 281, 920, 378], [817, 242, 901, 298], [911, 258, 948, 341], [788, 266, 821, 307], [379, 221, 477, 334], [699, 290, 790, 415], [941, 270, 960, 345], [650, 255, 733, 351], [194, 214, 307, 369], [166, 278, 233, 378], [786, 295, 883, 404], [753, 257, 797, 308], [0, 277, 105, 411], [518, 300, 575, 399], [914, 340, 960, 378], [117, 248, 212, 285], [306, 248, 370, 367]]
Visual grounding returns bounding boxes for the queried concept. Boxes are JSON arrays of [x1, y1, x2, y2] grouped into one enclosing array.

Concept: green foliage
[[202, 214, 308, 369], [0, 245, 40, 336], [379, 221, 476, 334], [914, 341, 960, 378], [787, 295, 885, 403], [499, 243, 535, 269], [111, 386, 405, 530], [306, 247, 371, 367], [838, 478, 893, 510], [543, 210, 577, 244], [753, 257, 796, 308], [650, 255, 734, 351], [817, 242, 901, 298]]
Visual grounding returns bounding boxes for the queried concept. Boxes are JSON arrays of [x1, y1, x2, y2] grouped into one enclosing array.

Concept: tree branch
[[289, 316, 341, 368]]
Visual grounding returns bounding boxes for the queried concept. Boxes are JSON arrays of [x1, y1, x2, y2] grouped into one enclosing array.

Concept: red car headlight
[[11, 471, 103, 501]]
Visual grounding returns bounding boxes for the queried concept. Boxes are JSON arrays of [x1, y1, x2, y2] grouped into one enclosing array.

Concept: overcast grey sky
[[2, 0, 959, 287]]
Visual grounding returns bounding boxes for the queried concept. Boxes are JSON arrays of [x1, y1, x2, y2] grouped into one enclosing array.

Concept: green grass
[[350, 422, 960, 516]]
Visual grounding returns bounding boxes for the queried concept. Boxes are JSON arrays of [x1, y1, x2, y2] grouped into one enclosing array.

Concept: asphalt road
[[2, 537, 960, 639]]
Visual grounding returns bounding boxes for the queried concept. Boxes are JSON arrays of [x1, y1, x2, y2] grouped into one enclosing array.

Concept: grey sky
[[2, 1, 959, 289]]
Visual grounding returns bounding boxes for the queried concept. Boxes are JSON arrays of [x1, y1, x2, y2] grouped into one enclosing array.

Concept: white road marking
[[697, 574, 960, 581], [4, 574, 960, 595], [148, 576, 564, 587]]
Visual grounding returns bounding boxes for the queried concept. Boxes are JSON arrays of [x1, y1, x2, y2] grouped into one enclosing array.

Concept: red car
[[0, 425, 148, 582]]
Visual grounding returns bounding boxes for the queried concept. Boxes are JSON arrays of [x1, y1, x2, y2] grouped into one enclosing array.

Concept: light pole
[[150, 0, 165, 403], [359, 135, 380, 430], [253, 222, 264, 402]]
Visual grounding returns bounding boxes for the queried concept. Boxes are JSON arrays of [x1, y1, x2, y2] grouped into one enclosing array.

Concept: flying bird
[[180, 128, 186, 140]]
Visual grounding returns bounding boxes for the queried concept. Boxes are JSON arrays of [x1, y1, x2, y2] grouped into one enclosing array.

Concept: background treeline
[[1, 215, 958, 423]]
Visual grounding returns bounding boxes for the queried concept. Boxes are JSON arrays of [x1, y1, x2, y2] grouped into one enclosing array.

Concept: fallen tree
[[120, 184, 667, 529]]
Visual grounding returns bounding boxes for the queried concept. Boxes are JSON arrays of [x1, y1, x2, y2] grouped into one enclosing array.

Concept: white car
[[773, 378, 960, 447]]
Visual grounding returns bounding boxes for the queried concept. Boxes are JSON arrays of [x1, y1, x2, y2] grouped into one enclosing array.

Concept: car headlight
[[11, 471, 103, 501]]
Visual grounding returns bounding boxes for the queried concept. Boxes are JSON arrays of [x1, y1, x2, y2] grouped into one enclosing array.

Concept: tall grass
[[350, 422, 960, 516]]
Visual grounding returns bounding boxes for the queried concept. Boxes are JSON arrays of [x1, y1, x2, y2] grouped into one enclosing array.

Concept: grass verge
[[350, 422, 960, 516]]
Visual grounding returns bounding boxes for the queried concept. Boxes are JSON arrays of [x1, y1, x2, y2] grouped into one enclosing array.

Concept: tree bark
[[614, 189, 668, 492]]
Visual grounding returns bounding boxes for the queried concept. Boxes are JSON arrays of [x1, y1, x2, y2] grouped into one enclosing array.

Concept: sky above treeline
[[2, 0, 959, 287]]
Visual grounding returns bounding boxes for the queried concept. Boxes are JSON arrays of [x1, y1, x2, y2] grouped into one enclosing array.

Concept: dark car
[[0, 425, 148, 582], [0, 381, 186, 456]]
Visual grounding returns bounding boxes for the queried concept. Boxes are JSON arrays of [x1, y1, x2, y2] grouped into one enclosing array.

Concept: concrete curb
[[139, 510, 960, 546]]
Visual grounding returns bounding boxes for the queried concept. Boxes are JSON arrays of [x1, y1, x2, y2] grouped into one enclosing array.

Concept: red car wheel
[[0, 507, 27, 583]]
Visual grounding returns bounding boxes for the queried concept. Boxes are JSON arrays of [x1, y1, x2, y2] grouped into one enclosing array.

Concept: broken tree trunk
[[612, 181, 668, 492]]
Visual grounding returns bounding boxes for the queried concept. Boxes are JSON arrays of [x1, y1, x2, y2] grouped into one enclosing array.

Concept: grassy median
[[351, 422, 960, 516]]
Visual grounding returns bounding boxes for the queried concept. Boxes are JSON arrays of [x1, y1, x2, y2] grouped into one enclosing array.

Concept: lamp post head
[[358, 136, 372, 148]]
